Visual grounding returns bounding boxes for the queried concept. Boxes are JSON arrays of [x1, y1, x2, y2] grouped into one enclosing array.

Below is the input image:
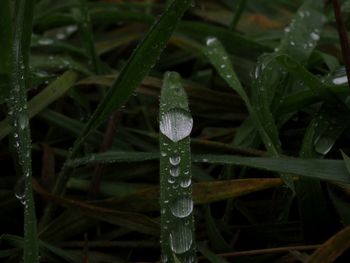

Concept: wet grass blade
[[193, 154, 350, 183], [4, 0, 39, 262], [159, 72, 196, 263], [277, 0, 325, 62], [72, 0, 101, 74], [203, 37, 294, 190], [0, 71, 78, 140]]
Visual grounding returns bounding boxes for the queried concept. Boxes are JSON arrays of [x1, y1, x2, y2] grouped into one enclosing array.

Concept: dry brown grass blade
[[306, 226, 350, 263]]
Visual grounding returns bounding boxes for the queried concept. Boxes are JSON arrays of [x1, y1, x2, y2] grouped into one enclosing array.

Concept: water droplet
[[38, 38, 54, 45], [206, 36, 217, 46], [18, 113, 29, 130], [170, 166, 180, 177], [332, 76, 348, 85], [14, 177, 26, 205], [169, 155, 181, 165], [161, 253, 168, 263], [310, 32, 319, 41], [169, 225, 193, 254], [315, 136, 333, 155], [170, 196, 193, 218], [168, 177, 175, 184], [180, 178, 191, 188], [160, 108, 193, 142]]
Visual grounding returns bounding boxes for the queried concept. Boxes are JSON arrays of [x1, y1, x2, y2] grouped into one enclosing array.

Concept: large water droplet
[[170, 166, 180, 177], [160, 109, 193, 142], [169, 155, 181, 165], [169, 225, 193, 254], [315, 136, 334, 155], [168, 177, 175, 184], [14, 177, 25, 205], [18, 113, 29, 130], [332, 76, 348, 85], [180, 178, 191, 188], [170, 196, 193, 218]]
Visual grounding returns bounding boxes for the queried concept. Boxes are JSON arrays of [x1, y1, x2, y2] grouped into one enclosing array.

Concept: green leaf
[[159, 72, 196, 263]]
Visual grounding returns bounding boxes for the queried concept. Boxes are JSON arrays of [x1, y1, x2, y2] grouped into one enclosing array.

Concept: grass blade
[[159, 72, 196, 263], [203, 37, 294, 190], [5, 0, 39, 262], [193, 154, 350, 183], [0, 71, 78, 140], [277, 0, 325, 62], [306, 226, 350, 263]]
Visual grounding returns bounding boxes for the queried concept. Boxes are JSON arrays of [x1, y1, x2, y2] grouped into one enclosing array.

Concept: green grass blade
[[0, 0, 13, 102], [0, 71, 78, 140], [6, 0, 39, 262], [277, 0, 325, 63], [67, 152, 159, 166], [203, 37, 294, 190], [193, 154, 350, 183], [159, 72, 196, 263], [229, 0, 247, 30], [72, 0, 101, 74]]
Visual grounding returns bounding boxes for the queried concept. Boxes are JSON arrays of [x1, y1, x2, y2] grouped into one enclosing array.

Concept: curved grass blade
[[202, 37, 294, 190], [159, 72, 196, 263], [6, 0, 39, 262], [41, 0, 193, 228], [0, 71, 78, 140]]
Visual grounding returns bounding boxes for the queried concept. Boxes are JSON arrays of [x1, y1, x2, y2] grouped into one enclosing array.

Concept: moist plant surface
[[2, 0, 350, 263]]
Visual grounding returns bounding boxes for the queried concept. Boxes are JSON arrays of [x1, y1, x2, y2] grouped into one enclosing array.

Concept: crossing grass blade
[[159, 72, 196, 263], [193, 154, 350, 183]]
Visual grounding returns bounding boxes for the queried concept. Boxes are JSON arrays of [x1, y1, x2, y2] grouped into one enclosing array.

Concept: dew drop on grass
[[18, 113, 29, 130], [169, 224, 193, 254], [160, 108, 193, 142], [206, 36, 217, 46], [168, 177, 175, 184], [332, 76, 348, 85], [38, 38, 54, 45], [315, 136, 333, 155], [14, 177, 26, 205], [169, 155, 181, 165], [170, 196, 193, 218], [170, 166, 180, 177], [180, 178, 191, 188], [310, 32, 319, 41]]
